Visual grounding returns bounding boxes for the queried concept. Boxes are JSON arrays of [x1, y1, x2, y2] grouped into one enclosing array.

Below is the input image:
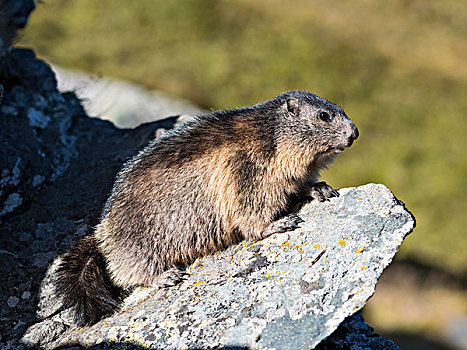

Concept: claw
[[261, 214, 303, 238], [309, 182, 339, 201]]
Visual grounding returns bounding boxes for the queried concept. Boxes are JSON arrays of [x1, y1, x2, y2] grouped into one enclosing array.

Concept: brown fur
[[57, 90, 358, 325]]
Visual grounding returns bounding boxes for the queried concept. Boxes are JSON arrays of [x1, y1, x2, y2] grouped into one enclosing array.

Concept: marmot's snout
[[347, 123, 359, 147], [351, 123, 359, 141]]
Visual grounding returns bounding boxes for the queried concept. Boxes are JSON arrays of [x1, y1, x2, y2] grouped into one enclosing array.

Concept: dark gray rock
[[316, 313, 399, 349], [0, 0, 35, 53]]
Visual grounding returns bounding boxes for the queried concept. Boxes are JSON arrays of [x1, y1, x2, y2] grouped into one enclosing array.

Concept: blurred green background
[[19, 0, 466, 347]]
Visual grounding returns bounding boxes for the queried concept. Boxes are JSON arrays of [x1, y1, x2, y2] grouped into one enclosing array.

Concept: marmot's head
[[275, 91, 358, 159]]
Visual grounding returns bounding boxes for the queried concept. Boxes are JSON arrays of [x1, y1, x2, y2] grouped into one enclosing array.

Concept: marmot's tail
[[56, 235, 124, 326]]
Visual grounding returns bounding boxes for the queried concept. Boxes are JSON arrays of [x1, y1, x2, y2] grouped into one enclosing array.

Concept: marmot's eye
[[318, 111, 332, 122]]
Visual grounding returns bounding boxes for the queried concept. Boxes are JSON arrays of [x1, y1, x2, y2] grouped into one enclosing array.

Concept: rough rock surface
[[0, 0, 35, 53], [315, 313, 398, 350], [53, 66, 203, 129], [22, 184, 414, 349]]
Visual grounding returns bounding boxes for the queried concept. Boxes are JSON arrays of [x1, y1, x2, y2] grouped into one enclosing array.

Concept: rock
[[7, 296, 19, 308], [53, 66, 203, 128], [27, 107, 50, 128], [316, 313, 399, 349], [0, 249, 20, 273], [22, 184, 414, 349], [0, 0, 35, 53], [0, 192, 22, 216]]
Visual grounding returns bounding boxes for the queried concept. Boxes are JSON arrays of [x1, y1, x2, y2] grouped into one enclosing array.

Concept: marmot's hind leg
[[153, 265, 188, 288]]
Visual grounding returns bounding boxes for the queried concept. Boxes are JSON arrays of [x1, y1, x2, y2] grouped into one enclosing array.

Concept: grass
[[19, 0, 467, 276]]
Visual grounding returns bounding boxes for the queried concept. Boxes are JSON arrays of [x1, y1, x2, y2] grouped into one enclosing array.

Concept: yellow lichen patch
[[281, 241, 290, 248], [355, 247, 366, 253], [304, 242, 309, 245], [230, 255, 234, 263], [199, 320, 210, 329], [314, 244, 321, 249], [362, 265, 367, 270], [341, 207, 345, 210], [357, 197, 362, 200], [338, 239, 346, 246], [193, 281, 205, 286]]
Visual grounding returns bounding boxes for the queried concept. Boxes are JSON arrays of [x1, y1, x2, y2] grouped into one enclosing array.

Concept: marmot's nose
[[346, 123, 359, 147], [351, 124, 359, 141]]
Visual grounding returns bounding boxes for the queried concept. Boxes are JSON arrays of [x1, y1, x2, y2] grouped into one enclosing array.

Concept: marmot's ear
[[286, 98, 299, 115]]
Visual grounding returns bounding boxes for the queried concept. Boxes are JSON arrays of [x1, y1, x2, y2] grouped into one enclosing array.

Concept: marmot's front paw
[[153, 265, 188, 288], [309, 181, 339, 202]]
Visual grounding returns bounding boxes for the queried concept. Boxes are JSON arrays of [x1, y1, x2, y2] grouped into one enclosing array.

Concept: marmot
[[57, 90, 359, 325]]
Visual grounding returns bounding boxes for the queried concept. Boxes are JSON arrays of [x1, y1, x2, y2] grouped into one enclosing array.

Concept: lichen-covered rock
[[23, 184, 414, 349]]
